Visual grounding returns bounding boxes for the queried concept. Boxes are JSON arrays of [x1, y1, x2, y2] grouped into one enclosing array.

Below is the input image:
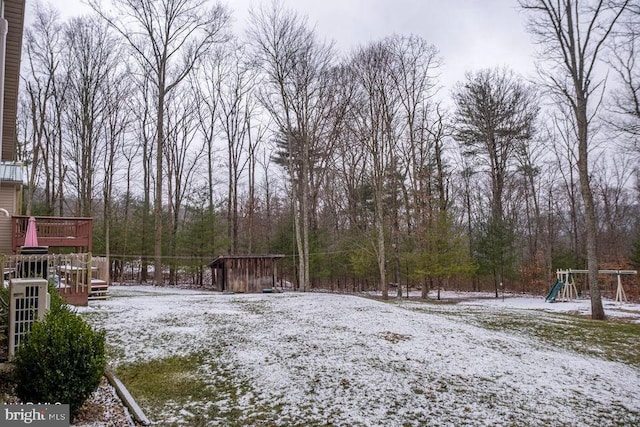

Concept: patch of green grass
[[473, 311, 640, 367], [402, 301, 640, 367], [102, 343, 125, 361], [116, 353, 212, 409], [77, 309, 110, 324], [232, 299, 269, 315], [115, 352, 305, 426]]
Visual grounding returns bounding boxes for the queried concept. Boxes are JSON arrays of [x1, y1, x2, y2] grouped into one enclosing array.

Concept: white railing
[[1, 253, 109, 305]]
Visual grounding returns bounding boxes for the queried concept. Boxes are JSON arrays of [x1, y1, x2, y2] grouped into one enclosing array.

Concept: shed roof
[[209, 254, 285, 268]]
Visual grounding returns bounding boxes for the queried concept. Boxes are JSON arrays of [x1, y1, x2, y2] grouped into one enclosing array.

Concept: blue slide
[[545, 279, 564, 303]]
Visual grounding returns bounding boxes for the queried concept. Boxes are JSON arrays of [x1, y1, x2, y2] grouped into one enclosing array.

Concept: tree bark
[[154, 86, 165, 285], [520, 0, 631, 319], [576, 103, 605, 319]]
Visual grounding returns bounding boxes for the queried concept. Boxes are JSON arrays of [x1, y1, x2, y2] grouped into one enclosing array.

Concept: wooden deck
[[1, 253, 109, 306], [12, 215, 93, 252]]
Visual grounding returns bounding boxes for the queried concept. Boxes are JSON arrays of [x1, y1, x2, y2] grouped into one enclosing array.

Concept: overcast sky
[[37, 0, 537, 93]]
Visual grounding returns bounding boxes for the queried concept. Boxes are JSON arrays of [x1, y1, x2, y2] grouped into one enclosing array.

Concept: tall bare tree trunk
[[293, 186, 305, 290], [375, 191, 388, 299], [520, 0, 630, 319], [576, 102, 604, 319], [154, 87, 165, 285]]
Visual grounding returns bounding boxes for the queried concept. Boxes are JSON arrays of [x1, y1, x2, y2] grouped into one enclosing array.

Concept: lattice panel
[[8, 278, 48, 357]]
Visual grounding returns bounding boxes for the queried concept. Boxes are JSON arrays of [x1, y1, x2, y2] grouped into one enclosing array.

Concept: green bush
[[0, 284, 8, 353], [12, 302, 106, 416], [0, 282, 8, 314], [46, 281, 66, 313]]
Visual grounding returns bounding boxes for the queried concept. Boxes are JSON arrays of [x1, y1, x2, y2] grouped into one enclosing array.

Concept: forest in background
[[16, 0, 640, 303]]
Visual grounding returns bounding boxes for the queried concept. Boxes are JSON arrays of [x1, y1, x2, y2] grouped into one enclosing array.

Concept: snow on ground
[[367, 289, 640, 322], [78, 286, 640, 426], [433, 290, 640, 322]]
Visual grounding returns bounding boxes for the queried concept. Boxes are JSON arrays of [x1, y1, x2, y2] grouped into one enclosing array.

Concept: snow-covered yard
[[78, 286, 640, 426]]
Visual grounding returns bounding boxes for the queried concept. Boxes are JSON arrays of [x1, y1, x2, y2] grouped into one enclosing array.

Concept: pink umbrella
[[24, 216, 39, 247]]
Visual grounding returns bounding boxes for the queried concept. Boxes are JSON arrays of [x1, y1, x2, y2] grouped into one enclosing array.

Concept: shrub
[[0, 282, 8, 317], [0, 284, 8, 356], [12, 302, 106, 416], [0, 282, 7, 300], [46, 281, 67, 314]]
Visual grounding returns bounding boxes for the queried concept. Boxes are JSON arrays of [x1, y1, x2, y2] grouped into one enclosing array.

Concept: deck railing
[[0, 253, 107, 306], [12, 215, 93, 252]]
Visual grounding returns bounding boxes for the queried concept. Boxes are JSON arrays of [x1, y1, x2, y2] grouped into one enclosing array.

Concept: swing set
[[545, 269, 637, 303]]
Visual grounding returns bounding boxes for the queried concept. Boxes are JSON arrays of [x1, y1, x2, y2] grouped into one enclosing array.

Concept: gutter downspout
[[0, 1, 8, 160]]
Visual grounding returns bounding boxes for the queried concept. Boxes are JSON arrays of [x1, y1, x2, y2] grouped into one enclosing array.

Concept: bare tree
[[592, 155, 636, 262], [387, 34, 443, 297], [349, 39, 400, 299], [248, 0, 335, 291], [63, 16, 120, 217], [117, 131, 141, 280], [608, 5, 640, 145], [520, 0, 631, 319], [216, 41, 259, 253], [101, 62, 132, 276], [192, 46, 223, 215], [547, 107, 583, 263], [21, 3, 65, 215], [129, 73, 156, 283], [244, 107, 268, 253], [257, 143, 278, 251], [164, 87, 205, 285], [90, 0, 230, 285], [22, 13, 54, 214]]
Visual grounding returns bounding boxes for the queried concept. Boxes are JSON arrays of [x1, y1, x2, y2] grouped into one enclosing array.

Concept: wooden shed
[[209, 255, 285, 293]]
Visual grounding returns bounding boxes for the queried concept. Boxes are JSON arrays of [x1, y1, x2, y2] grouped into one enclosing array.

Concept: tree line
[[18, 0, 640, 318]]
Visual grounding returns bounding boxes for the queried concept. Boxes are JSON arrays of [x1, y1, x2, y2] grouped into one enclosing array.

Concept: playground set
[[546, 269, 637, 303]]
